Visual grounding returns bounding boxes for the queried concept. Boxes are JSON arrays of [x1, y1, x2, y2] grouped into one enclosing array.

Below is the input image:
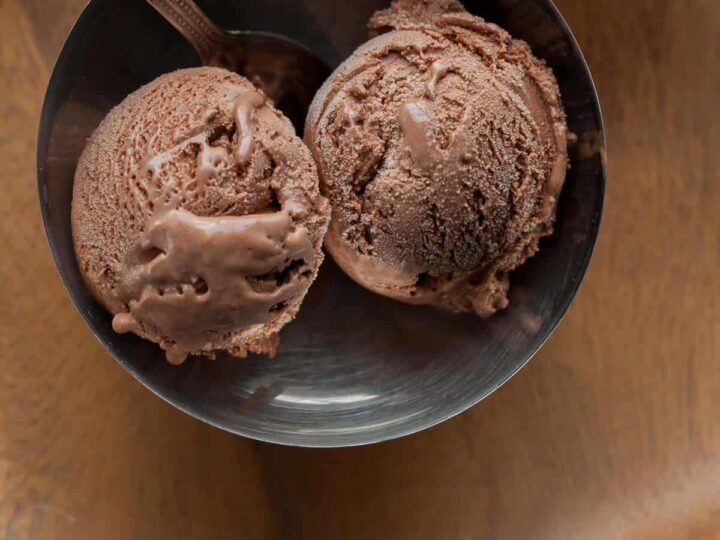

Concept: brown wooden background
[[1, 0, 719, 538]]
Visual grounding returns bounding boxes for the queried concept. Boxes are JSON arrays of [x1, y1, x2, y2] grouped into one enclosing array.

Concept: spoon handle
[[146, 0, 233, 65]]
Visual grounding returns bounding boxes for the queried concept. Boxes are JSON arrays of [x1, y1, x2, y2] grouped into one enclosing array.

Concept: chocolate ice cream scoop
[[72, 67, 329, 363], [305, 0, 568, 316]]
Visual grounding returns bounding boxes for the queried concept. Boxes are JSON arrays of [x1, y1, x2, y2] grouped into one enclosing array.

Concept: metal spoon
[[146, 0, 330, 130]]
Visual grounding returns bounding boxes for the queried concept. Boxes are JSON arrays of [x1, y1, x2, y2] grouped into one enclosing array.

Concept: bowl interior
[[38, 0, 604, 446]]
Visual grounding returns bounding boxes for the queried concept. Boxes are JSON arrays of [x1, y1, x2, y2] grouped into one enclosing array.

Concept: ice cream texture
[[305, 0, 569, 316], [72, 67, 329, 363]]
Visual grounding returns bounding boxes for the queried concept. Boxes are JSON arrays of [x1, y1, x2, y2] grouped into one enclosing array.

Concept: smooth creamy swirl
[[114, 209, 313, 364]]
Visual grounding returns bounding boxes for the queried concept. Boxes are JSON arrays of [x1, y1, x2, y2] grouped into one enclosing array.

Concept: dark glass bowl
[[38, 0, 605, 447]]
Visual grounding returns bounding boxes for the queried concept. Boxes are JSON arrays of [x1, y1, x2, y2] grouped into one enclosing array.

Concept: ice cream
[[72, 67, 329, 363], [305, 0, 568, 316]]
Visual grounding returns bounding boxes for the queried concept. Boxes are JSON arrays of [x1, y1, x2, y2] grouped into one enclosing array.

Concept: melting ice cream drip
[[399, 97, 477, 176], [113, 208, 313, 364], [127, 90, 267, 210], [398, 102, 435, 169], [234, 90, 265, 165], [398, 61, 457, 170], [425, 61, 450, 99]]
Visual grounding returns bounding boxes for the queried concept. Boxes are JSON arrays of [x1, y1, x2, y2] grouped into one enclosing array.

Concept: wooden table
[[1, 0, 718, 538]]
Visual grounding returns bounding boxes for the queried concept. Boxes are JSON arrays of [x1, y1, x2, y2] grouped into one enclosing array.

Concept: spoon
[[146, 0, 331, 130]]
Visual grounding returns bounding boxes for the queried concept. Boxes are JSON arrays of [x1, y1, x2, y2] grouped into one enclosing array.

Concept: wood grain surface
[[1, 0, 719, 538]]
